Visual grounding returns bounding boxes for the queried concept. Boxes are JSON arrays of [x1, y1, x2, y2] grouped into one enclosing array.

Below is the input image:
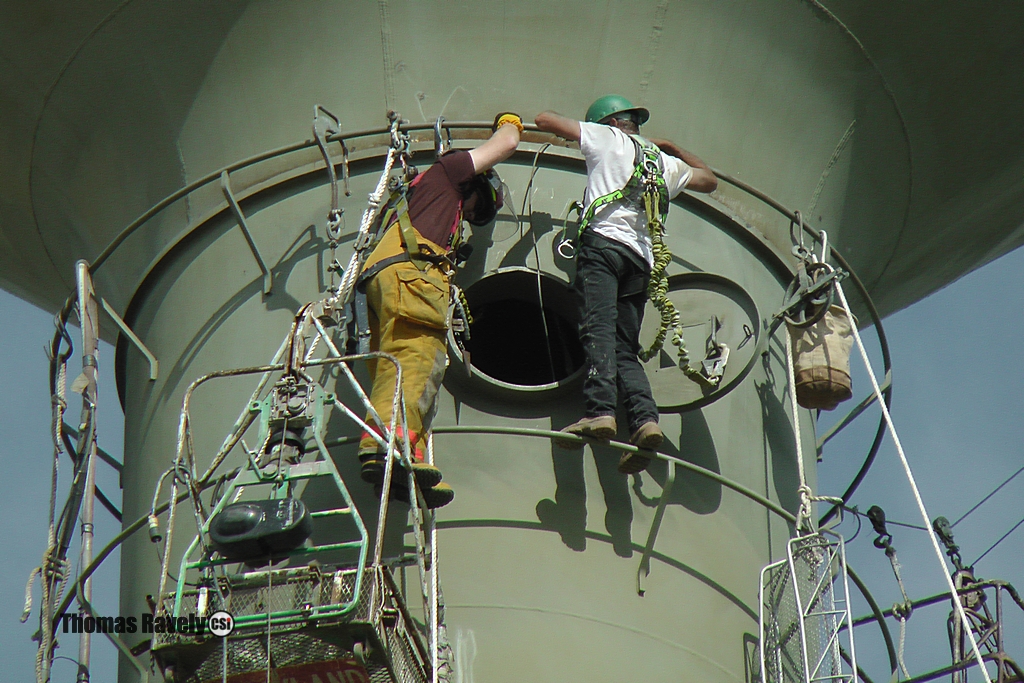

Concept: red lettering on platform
[[202, 657, 370, 683]]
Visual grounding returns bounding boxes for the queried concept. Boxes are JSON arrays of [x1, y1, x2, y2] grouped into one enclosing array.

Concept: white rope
[[835, 281, 992, 683], [335, 147, 399, 306], [22, 567, 40, 623], [784, 326, 814, 533], [896, 614, 910, 680], [427, 439, 453, 683], [428, 433, 440, 683], [36, 353, 69, 682]]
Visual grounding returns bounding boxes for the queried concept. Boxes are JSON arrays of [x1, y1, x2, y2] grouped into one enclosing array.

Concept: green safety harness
[[577, 136, 687, 365]]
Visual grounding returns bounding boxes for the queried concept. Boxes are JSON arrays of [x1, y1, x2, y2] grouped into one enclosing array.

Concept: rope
[[336, 147, 399, 304], [835, 281, 992, 683], [35, 343, 70, 682], [425, 435, 453, 683], [22, 567, 40, 623], [784, 326, 814, 533], [335, 116, 406, 307], [885, 541, 913, 679], [895, 613, 910, 680]]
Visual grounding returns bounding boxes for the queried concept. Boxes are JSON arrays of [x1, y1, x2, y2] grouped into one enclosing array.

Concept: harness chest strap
[[577, 136, 670, 237], [572, 135, 692, 367], [395, 194, 431, 272]]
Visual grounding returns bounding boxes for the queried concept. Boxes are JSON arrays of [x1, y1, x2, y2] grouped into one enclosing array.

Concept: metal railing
[[37, 116, 899, 682]]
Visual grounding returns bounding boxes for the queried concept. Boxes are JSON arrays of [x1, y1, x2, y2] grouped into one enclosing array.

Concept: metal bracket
[[78, 586, 150, 682], [701, 344, 730, 384], [220, 170, 273, 295], [100, 297, 158, 381], [699, 316, 730, 385], [434, 115, 451, 158], [637, 463, 675, 596]]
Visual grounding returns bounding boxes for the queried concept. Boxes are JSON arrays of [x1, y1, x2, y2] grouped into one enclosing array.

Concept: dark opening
[[463, 270, 584, 387]]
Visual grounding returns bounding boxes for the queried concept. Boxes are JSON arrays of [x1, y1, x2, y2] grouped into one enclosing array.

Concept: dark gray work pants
[[573, 230, 659, 433]]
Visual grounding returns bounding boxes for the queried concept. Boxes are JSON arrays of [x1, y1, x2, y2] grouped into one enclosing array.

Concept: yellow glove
[[492, 112, 524, 133]]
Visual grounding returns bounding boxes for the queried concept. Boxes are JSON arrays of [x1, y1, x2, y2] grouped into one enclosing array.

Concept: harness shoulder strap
[[577, 135, 668, 237], [390, 171, 465, 269], [393, 194, 430, 271]]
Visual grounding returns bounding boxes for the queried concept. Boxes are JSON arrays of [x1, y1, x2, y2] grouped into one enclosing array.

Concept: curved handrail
[[43, 119, 900, 677], [50, 422, 898, 675], [77, 120, 892, 525]]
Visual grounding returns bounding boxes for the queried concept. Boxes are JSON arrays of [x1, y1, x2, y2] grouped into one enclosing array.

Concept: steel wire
[[952, 462, 1024, 528], [971, 515, 1024, 567]]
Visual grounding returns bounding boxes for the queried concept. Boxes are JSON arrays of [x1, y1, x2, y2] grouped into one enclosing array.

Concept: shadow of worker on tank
[[631, 411, 723, 516], [536, 410, 723, 558], [534, 428, 634, 558]]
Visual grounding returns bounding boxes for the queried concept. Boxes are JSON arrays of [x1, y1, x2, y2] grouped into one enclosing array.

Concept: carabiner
[[557, 238, 576, 259]]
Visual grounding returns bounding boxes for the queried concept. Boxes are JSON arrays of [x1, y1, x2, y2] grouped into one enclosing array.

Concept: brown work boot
[[420, 482, 455, 509], [618, 421, 663, 474], [360, 453, 443, 489], [379, 481, 455, 509], [555, 415, 617, 449]]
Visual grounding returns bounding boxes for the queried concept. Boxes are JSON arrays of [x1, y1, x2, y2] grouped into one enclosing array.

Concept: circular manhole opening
[[452, 268, 584, 391]]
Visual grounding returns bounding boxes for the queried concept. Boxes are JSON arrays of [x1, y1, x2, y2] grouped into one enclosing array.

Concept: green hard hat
[[585, 94, 650, 125]]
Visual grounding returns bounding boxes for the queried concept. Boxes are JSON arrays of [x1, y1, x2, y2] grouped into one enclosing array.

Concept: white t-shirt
[[578, 121, 693, 269]]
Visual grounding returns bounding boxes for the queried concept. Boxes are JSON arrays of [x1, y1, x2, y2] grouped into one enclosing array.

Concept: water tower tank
[[3, 2, 1023, 682]]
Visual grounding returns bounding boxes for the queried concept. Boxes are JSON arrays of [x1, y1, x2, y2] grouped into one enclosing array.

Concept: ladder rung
[[310, 507, 352, 518]]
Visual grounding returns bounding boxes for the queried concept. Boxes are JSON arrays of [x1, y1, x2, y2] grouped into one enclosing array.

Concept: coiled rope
[[638, 193, 693, 373]]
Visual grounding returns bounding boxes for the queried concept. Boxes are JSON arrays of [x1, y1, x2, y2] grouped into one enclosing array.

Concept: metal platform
[[153, 565, 430, 683]]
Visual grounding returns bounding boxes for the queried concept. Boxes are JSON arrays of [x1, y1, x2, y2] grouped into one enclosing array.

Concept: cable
[[972, 514, 1024, 567], [785, 326, 813, 532], [952, 462, 1024, 528], [520, 143, 558, 383], [838, 504, 928, 532]]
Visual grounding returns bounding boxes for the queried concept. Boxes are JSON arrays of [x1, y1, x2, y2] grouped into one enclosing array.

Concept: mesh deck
[[760, 533, 855, 683], [152, 566, 429, 683]]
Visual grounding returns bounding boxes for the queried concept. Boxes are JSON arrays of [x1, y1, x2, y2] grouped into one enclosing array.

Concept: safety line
[[785, 326, 812, 532], [835, 281, 992, 683]]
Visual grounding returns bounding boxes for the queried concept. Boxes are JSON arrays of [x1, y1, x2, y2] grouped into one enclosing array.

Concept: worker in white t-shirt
[[536, 95, 717, 474]]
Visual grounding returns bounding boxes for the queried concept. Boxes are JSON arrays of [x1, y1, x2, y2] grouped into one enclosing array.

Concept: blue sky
[[2, 246, 1022, 682]]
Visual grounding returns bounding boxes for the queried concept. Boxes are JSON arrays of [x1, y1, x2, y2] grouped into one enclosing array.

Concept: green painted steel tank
[[2, 2, 1024, 681]]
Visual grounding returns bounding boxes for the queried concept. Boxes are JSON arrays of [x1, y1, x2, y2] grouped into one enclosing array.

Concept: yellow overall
[[358, 223, 451, 457]]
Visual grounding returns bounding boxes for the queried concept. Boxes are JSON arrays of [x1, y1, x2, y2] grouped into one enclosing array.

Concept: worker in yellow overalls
[[357, 113, 523, 508]]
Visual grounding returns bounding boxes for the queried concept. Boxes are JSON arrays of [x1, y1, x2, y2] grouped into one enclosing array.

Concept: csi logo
[[208, 610, 235, 637]]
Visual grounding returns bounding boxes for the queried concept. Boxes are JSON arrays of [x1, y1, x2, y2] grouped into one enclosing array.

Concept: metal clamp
[[387, 110, 408, 153], [313, 105, 349, 245], [434, 115, 451, 158], [313, 106, 342, 211]]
